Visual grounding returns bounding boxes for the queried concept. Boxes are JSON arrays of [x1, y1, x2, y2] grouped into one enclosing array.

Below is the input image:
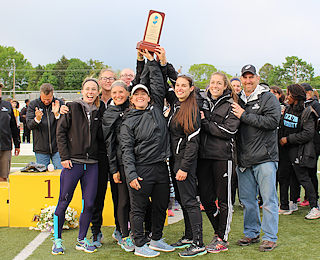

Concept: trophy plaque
[[136, 10, 165, 52]]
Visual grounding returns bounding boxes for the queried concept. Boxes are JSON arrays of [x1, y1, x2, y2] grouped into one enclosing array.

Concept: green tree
[[310, 76, 320, 89], [38, 64, 58, 87], [64, 59, 90, 90], [26, 64, 45, 90], [259, 63, 274, 84], [188, 64, 217, 89], [87, 59, 107, 78], [0, 45, 33, 91], [53, 55, 69, 90]]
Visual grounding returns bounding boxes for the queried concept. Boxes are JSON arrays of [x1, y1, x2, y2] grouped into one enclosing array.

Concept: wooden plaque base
[[136, 41, 159, 53]]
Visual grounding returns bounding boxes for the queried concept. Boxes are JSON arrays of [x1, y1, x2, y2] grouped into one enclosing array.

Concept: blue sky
[[1, 0, 320, 76]]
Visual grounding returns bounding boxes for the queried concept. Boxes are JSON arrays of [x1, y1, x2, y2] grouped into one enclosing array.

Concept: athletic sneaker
[[149, 238, 175, 252], [206, 237, 228, 253], [120, 236, 135, 252], [171, 237, 193, 249], [205, 235, 218, 251], [112, 228, 122, 242], [135, 244, 160, 258], [168, 209, 175, 217], [278, 208, 293, 215], [92, 232, 103, 248], [289, 201, 298, 212], [52, 238, 64, 255], [179, 243, 207, 258], [76, 238, 97, 253], [237, 236, 260, 246], [259, 240, 277, 252], [305, 207, 320, 219], [300, 200, 310, 207]]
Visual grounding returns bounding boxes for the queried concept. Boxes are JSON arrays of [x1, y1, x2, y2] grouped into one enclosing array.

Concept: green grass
[[4, 158, 320, 259], [2, 205, 320, 260], [11, 155, 35, 169]]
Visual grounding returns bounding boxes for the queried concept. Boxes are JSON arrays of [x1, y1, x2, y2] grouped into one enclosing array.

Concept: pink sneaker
[[297, 198, 301, 203], [168, 209, 174, 217], [300, 200, 309, 207]]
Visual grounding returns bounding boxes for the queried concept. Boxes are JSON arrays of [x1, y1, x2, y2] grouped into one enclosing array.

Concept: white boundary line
[[13, 232, 50, 260]]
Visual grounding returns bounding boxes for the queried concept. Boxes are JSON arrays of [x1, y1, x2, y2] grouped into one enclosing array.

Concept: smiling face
[[209, 74, 227, 99], [175, 77, 194, 102], [241, 72, 260, 96], [99, 70, 116, 91], [40, 92, 53, 106], [120, 68, 135, 86], [130, 88, 150, 110], [82, 81, 99, 105], [111, 85, 129, 106], [231, 80, 242, 94]]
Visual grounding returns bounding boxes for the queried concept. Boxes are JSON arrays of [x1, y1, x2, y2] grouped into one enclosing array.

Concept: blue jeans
[[237, 161, 279, 242], [35, 152, 62, 169]]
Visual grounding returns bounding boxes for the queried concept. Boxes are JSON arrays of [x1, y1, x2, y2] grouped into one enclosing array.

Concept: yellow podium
[[9, 170, 115, 227], [0, 182, 9, 226]]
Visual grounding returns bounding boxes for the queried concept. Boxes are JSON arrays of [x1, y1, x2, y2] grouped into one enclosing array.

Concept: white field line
[[13, 232, 50, 260]]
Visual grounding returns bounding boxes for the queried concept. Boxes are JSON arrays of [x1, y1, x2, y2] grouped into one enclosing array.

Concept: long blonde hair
[[210, 72, 238, 103]]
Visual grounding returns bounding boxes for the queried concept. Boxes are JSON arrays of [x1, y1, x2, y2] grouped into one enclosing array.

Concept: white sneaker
[[305, 207, 320, 219], [279, 209, 293, 215], [289, 201, 298, 211]]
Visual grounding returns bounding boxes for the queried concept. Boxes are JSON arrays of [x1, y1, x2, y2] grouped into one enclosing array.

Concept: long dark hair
[[174, 75, 199, 134], [287, 84, 306, 112]]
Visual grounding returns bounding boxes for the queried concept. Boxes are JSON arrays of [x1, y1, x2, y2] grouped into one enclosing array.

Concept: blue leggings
[[54, 163, 98, 240]]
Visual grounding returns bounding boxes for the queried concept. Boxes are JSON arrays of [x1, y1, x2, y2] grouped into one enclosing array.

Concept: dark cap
[[301, 83, 313, 92], [241, 64, 257, 76]]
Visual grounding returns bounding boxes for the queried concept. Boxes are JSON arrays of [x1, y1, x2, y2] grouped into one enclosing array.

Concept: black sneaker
[[171, 237, 193, 249], [179, 243, 207, 258]]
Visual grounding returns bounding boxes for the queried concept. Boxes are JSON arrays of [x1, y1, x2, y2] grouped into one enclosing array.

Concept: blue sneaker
[[52, 238, 64, 255], [149, 238, 175, 252], [120, 236, 135, 252], [92, 232, 103, 248], [135, 244, 160, 258], [76, 238, 97, 253], [112, 229, 122, 242]]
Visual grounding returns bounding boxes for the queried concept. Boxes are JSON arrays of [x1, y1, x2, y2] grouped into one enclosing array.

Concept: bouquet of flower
[[30, 206, 78, 232]]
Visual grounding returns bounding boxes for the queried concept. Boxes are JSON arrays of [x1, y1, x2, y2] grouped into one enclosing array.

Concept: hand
[[52, 100, 60, 116], [35, 107, 43, 121], [155, 47, 167, 65], [231, 103, 245, 119], [137, 50, 144, 61], [61, 160, 73, 169], [113, 171, 122, 183], [279, 137, 288, 146], [14, 148, 20, 156], [200, 111, 205, 120], [176, 169, 187, 181], [130, 177, 143, 190], [138, 49, 154, 61], [60, 105, 69, 115]]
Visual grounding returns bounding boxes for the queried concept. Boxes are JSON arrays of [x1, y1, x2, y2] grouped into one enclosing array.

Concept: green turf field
[[4, 157, 320, 259], [2, 203, 320, 260]]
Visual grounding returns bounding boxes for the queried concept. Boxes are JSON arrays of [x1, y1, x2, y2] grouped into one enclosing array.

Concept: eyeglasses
[[120, 74, 134, 78], [100, 77, 115, 82]]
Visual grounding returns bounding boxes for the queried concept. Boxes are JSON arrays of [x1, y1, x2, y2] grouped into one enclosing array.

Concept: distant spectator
[[20, 99, 31, 143], [0, 83, 20, 181], [26, 83, 64, 169], [11, 100, 20, 128], [230, 77, 242, 94]]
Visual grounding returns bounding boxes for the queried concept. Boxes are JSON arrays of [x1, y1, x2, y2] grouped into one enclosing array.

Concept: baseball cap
[[301, 83, 313, 92], [131, 84, 150, 96], [241, 64, 257, 76]]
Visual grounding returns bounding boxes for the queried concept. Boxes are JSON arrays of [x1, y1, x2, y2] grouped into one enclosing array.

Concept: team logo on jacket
[[1, 107, 8, 112], [252, 103, 260, 110]]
